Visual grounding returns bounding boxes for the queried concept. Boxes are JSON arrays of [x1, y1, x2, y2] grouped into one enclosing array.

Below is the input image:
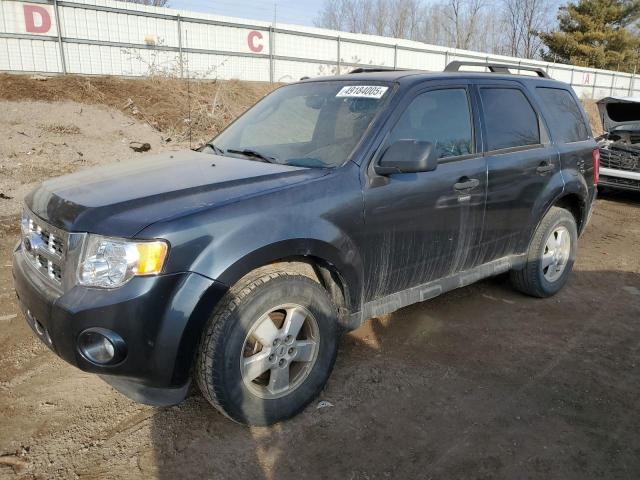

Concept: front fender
[[140, 164, 365, 312]]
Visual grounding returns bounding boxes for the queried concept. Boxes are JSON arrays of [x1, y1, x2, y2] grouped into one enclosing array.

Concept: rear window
[[537, 88, 590, 143], [480, 88, 540, 151]]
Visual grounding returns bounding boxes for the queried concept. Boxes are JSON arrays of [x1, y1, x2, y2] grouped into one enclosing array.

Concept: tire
[[195, 267, 339, 425], [510, 206, 578, 298]]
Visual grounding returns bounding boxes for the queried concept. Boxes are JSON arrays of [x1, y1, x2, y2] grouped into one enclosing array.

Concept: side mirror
[[374, 140, 438, 175]]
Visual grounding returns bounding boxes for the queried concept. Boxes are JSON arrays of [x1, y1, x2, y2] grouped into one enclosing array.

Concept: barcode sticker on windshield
[[336, 86, 388, 99]]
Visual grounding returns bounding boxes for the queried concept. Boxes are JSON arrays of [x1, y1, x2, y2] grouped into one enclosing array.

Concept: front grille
[[600, 175, 640, 191], [21, 210, 69, 287], [600, 145, 640, 172]]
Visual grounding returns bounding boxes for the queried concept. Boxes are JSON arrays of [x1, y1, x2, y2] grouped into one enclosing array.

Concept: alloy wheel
[[240, 304, 320, 399], [542, 225, 571, 282]]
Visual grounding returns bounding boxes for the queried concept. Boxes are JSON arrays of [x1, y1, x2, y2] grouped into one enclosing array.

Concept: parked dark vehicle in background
[[597, 96, 640, 192], [13, 62, 598, 425]]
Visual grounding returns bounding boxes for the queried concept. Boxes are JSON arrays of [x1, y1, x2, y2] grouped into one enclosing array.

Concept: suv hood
[[597, 96, 640, 133], [26, 150, 328, 237]]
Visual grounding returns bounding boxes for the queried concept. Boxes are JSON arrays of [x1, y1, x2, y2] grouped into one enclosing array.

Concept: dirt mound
[[582, 98, 603, 136], [0, 74, 278, 146], [0, 75, 278, 224], [0, 100, 171, 221]]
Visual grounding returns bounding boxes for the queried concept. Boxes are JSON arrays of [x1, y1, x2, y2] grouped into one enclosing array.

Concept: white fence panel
[[277, 32, 334, 62], [0, 0, 638, 100]]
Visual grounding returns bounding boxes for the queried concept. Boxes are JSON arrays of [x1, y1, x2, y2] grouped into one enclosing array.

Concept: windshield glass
[[209, 81, 393, 168]]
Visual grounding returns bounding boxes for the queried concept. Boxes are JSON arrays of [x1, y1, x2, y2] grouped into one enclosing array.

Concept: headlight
[[78, 235, 169, 288]]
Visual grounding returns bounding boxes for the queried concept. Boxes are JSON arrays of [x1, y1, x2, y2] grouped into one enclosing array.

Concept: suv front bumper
[[599, 167, 640, 191], [12, 242, 227, 406]]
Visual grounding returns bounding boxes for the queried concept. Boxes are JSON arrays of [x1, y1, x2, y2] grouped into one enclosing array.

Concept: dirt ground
[[1, 91, 640, 479]]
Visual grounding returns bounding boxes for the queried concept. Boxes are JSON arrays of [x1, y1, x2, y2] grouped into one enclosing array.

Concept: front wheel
[[510, 206, 578, 298], [195, 268, 339, 425]]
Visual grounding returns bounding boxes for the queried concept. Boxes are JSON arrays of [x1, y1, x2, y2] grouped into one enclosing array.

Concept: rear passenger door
[[477, 83, 559, 263]]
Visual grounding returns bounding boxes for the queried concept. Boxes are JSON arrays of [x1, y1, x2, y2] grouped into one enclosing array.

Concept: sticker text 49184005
[[336, 86, 389, 99]]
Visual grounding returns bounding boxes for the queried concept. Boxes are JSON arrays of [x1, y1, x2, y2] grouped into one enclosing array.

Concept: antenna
[[185, 29, 192, 150]]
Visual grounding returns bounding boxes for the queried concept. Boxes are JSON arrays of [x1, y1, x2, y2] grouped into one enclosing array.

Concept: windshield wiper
[[226, 148, 278, 163], [205, 142, 225, 156]]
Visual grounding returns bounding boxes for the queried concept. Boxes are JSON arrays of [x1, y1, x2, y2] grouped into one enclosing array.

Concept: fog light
[[78, 328, 126, 365]]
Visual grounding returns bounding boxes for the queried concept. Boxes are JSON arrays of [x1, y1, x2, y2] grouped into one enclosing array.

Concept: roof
[[301, 70, 566, 87]]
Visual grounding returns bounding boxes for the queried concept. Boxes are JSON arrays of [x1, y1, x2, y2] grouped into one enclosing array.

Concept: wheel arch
[[517, 180, 589, 262], [553, 192, 587, 234], [214, 239, 362, 327]]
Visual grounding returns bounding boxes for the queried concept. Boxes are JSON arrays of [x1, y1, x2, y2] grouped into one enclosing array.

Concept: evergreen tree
[[540, 0, 640, 71]]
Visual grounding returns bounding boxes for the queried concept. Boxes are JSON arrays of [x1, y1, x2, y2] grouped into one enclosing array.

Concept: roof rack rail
[[349, 67, 404, 74], [444, 61, 550, 78]]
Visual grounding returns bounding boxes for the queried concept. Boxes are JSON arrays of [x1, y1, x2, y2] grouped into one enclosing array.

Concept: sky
[[170, 0, 326, 26]]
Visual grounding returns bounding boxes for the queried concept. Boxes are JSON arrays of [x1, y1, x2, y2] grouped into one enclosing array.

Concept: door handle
[[454, 177, 480, 192], [536, 162, 554, 174]]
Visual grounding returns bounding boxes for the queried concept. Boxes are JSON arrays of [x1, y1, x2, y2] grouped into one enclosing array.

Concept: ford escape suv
[[13, 62, 598, 425]]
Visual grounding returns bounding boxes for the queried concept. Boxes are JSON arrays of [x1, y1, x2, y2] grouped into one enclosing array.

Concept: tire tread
[[195, 267, 327, 422], [510, 206, 575, 298]]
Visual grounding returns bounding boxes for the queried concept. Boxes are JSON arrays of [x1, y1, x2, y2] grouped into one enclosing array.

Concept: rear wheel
[[510, 207, 577, 298], [195, 268, 339, 425]]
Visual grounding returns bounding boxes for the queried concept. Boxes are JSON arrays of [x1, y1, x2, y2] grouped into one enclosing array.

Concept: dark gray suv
[[13, 62, 598, 425]]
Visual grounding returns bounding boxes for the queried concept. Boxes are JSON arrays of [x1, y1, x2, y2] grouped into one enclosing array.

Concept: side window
[[480, 88, 540, 151], [388, 89, 474, 159], [536, 87, 590, 143]]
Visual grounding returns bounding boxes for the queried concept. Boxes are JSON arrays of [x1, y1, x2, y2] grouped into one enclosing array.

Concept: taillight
[[592, 148, 600, 185]]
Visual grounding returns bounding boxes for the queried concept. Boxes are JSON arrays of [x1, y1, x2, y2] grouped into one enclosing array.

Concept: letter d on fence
[[24, 5, 52, 34]]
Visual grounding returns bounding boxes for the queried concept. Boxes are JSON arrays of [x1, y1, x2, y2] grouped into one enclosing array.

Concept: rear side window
[[480, 88, 540, 151], [388, 88, 473, 159], [536, 87, 590, 143]]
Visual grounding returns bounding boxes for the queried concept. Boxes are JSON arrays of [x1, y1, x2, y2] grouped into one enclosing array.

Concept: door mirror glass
[[375, 140, 438, 175]]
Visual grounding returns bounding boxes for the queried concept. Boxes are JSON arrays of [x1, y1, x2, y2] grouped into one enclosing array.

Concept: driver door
[[361, 85, 488, 301]]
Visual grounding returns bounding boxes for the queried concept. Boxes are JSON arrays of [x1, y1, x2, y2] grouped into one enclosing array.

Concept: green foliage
[[540, 0, 640, 71]]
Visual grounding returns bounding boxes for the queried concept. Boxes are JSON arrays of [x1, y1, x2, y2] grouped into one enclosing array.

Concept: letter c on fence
[[248, 31, 264, 53], [24, 5, 52, 34]]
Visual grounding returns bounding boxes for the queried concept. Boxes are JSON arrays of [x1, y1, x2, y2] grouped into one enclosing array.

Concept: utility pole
[[270, 3, 277, 83]]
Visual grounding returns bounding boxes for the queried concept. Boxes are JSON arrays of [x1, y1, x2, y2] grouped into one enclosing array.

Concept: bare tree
[[414, 3, 450, 46], [502, 0, 553, 58], [314, 0, 554, 58], [315, 0, 376, 34], [442, 0, 487, 50], [387, 0, 421, 38], [371, 0, 390, 36], [315, 0, 347, 31]]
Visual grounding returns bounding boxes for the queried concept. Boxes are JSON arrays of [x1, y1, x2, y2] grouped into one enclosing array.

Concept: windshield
[[209, 81, 393, 168]]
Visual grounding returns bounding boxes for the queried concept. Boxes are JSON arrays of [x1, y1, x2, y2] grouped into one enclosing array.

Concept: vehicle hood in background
[[597, 96, 640, 132], [25, 150, 328, 237]]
